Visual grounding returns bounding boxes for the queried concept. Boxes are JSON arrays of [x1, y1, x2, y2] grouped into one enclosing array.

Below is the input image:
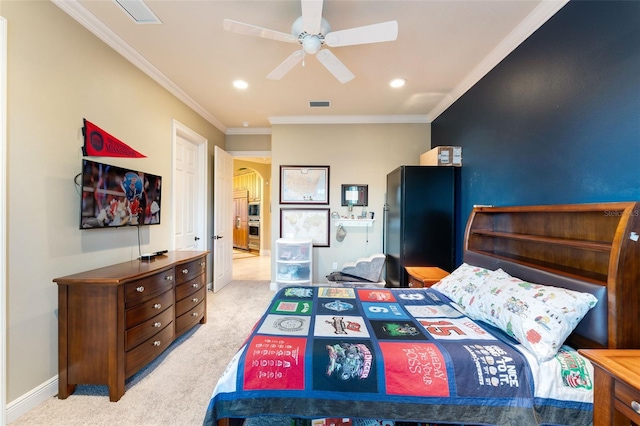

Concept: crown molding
[[51, 0, 227, 134], [426, 0, 569, 121], [268, 115, 430, 125]]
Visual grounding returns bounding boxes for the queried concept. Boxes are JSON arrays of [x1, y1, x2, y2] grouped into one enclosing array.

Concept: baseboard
[[6, 375, 57, 423]]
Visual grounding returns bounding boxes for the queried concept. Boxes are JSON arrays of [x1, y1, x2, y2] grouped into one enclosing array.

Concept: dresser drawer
[[125, 289, 174, 329], [125, 305, 174, 351], [125, 268, 174, 305], [615, 381, 640, 423], [175, 286, 205, 317], [176, 273, 205, 301], [175, 257, 206, 284], [175, 301, 205, 335], [125, 322, 174, 378]]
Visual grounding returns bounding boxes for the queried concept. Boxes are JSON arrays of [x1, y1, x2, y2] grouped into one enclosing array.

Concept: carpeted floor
[[10, 280, 275, 426]]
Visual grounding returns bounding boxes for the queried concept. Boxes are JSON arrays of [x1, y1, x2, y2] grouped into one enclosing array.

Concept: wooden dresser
[[55, 251, 208, 402], [579, 349, 640, 425]]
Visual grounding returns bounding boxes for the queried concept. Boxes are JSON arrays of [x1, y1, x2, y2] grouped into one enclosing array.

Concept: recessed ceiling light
[[390, 78, 406, 88], [233, 80, 249, 89], [242, 121, 250, 127]]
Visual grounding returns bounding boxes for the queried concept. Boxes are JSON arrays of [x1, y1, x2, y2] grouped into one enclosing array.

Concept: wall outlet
[[332, 262, 338, 270]]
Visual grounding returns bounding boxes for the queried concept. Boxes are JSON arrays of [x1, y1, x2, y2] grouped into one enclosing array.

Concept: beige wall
[[271, 123, 431, 282], [4, 1, 223, 402]]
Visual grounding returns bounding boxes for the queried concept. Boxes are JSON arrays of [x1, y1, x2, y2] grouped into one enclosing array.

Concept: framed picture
[[341, 184, 368, 207], [280, 208, 330, 247], [280, 165, 330, 204]]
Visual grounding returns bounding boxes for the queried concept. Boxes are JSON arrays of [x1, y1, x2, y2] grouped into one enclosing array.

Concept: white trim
[[426, 0, 569, 121], [268, 115, 430, 125], [1, 15, 7, 426], [6, 376, 58, 424], [51, 0, 226, 134]]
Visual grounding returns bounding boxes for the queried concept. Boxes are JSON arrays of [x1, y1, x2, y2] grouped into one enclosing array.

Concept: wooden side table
[[579, 349, 640, 425], [405, 266, 449, 288]]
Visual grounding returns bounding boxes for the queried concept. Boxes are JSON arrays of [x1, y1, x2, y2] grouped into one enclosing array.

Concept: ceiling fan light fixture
[[390, 78, 406, 88], [233, 80, 249, 89]]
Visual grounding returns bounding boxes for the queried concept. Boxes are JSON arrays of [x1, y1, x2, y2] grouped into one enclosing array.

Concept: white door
[[173, 121, 207, 252], [213, 146, 233, 292]]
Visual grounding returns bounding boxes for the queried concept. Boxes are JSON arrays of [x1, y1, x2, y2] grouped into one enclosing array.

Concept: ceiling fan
[[223, 0, 398, 84]]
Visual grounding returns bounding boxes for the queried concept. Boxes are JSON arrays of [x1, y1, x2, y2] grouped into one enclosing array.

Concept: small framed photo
[[280, 208, 330, 247], [341, 184, 368, 207], [280, 165, 330, 204]]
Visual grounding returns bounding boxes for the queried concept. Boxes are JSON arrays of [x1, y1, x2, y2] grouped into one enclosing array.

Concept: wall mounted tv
[[80, 159, 162, 229]]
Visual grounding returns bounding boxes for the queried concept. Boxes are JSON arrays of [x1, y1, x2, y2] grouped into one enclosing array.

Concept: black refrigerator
[[384, 165, 460, 287]]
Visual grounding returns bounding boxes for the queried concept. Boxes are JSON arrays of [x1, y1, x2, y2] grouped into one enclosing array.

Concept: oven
[[248, 219, 260, 251], [248, 202, 260, 218]]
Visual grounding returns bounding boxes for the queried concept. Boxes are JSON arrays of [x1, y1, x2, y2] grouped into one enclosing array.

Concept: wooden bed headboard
[[462, 202, 640, 350]]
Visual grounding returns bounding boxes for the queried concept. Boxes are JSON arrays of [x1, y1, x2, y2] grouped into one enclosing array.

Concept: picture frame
[[341, 184, 368, 207], [280, 208, 330, 247], [280, 165, 330, 204]]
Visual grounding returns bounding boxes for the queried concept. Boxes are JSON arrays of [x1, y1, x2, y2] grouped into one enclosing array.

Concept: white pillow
[[431, 263, 494, 312], [471, 271, 598, 361]]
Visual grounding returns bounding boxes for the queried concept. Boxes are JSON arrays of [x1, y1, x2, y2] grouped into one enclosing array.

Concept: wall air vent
[[309, 101, 331, 108], [115, 0, 162, 24]]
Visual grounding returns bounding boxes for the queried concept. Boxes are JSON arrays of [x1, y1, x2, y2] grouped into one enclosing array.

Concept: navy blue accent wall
[[432, 1, 640, 264]]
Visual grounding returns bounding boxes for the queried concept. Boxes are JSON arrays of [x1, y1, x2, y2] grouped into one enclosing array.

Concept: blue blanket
[[204, 286, 593, 425]]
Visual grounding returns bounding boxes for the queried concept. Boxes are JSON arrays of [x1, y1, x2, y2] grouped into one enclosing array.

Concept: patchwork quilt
[[204, 286, 594, 426]]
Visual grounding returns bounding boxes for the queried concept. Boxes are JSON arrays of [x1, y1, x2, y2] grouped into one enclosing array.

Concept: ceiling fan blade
[[316, 49, 354, 84], [324, 20, 398, 47], [223, 19, 297, 43], [301, 0, 323, 34], [267, 50, 305, 80]]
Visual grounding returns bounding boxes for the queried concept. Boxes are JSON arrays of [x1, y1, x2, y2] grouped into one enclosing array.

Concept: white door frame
[[171, 120, 208, 254], [1, 16, 7, 426]]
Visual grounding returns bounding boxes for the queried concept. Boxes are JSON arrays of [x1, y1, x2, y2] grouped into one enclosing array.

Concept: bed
[[204, 202, 640, 426]]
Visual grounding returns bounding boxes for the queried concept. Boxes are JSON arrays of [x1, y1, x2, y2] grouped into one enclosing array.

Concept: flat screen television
[[80, 159, 162, 229]]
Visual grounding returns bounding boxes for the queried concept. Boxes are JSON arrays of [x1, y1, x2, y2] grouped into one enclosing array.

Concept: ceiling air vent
[[115, 0, 162, 24], [309, 101, 331, 108]]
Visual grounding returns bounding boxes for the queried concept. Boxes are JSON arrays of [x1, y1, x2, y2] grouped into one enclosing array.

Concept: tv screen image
[[80, 159, 162, 229]]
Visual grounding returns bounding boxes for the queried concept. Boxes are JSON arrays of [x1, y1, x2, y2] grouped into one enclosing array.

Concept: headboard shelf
[[464, 202, 640, 350]]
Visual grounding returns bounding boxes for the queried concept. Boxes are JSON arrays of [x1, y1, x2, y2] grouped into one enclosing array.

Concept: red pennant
[[82, 119, 146, 158]]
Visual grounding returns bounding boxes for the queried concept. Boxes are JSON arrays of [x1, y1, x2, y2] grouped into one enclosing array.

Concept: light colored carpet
[[11, 280, 275, 426]]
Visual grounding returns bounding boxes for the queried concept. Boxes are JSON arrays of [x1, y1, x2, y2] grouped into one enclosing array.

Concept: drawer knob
[[192, 297, 199, 303], [153, 322, 161, 328], [182, 268, 189, 274], [153, 341, 161, 347], [136, 286, 145, 293], [192, 312, 199, 317], [153, 303, 162, 309], [165, 275, 173, 281], [192, 283, 199, 288], [632, 400, 640, 414], [200, 262, 205, 266]]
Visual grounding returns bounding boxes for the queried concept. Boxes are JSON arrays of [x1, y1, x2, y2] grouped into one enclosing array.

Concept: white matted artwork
[[280, 208, 330, 247], [280, 165, 329, 204]]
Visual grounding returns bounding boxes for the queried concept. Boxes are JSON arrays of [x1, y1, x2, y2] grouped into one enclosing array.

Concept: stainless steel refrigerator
[[384, 165, 460, 287]]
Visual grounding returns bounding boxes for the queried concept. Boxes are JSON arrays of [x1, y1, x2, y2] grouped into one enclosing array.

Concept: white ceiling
[[53, 0, 567, 134]]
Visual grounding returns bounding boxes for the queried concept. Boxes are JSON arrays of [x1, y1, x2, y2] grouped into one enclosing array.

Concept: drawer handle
[[182, 268, 189, 274], [192, 283, 199, 288], [632, 400, 640, 414], [200, 262, 205, 266], [165, 275, 173, 281], [192, 312, 199, 317], [153, 341, 161, 347], [192, 297, 199, 303], [153, 322, 162, 328], [153, 303, 162, 309], [136, 286, 145, 293]]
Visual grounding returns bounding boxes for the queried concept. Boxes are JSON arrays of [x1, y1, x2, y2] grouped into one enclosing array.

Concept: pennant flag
[[82, 119, 146, 158]]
